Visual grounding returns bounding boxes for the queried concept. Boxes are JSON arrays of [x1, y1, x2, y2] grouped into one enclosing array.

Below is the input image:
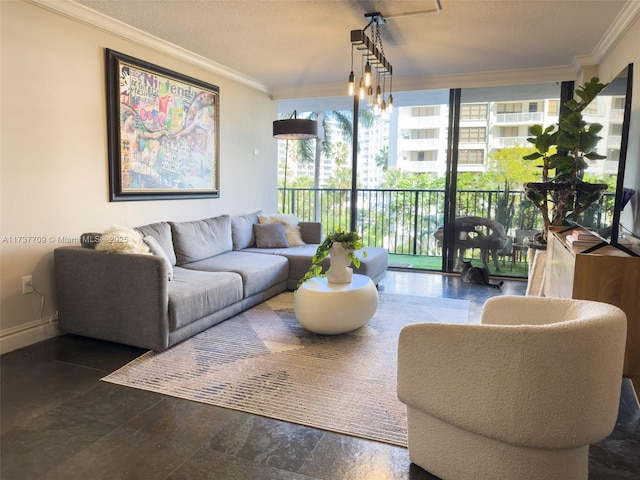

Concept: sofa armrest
[[54, 246, 170, 351], [299, 222, 323, 244]]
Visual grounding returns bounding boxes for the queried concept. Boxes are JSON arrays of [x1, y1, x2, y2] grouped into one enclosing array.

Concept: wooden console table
[[544, 227, 640, 377]]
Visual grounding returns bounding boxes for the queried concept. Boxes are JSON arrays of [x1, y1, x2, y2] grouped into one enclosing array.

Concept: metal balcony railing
[[279, 187, 616, 258], [495, 112, 544, 124]]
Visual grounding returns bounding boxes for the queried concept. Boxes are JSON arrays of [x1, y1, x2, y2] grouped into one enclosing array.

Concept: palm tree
[[313, 111, 352, 190], [281, 109, 374, 219], [279, 109, 376, 219], [331, 141, 350, 166], [375, 145, 389, 170]]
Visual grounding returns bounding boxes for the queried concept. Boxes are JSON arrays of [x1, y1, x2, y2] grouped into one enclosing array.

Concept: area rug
[[102, 292, 471, 447]]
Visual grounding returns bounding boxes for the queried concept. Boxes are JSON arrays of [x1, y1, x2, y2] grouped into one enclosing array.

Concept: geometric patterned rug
[[102, 292, 471, 447]]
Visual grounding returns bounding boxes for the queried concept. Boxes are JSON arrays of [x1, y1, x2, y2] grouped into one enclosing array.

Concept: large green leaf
[[579, 132, 603, 154], [528, 124, 543, 136], [526, 126, 558, 155], [559, 111, 585, 134], [587, 122, 604, 135], [573, 77, 607, 109], [523, 152, 543, 161], [556, 131, 580, 150], [548, 154, 574, 168], [585, 151, 606, 160]]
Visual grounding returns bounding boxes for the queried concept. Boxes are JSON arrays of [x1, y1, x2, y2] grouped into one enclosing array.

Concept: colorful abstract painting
[[106, 49, 219, 200]]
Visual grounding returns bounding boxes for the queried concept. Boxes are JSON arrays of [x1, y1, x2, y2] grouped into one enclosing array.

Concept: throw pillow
[[135, 221, 177, 265], [254, 223, 289, 248], [80, 232, 102, 248], [95, 226, 151, 254], [143, 235, 173, 281], [258, 213, 305, 246], [231, 210, 263, 250]]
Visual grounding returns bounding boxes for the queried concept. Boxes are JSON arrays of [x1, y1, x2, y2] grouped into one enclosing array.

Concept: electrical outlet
[[22, 275, 34, 294]]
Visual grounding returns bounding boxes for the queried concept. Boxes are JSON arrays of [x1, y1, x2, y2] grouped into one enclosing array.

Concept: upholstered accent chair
[[397, 295, 627, 480]]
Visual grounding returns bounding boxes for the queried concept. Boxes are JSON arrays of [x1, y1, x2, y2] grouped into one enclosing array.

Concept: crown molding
[[27, 0, 271, 95], [590, 0, 640, 64], [392, 66, 577, 91], [573, 0, 640, 73], [273, 65, 578, 101]]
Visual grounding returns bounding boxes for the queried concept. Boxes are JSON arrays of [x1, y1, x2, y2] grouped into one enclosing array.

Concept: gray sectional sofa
[[54, 211, 388, 351]]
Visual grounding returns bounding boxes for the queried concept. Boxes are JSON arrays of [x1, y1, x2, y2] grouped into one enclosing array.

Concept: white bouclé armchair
[[397, 295, 627, 480]]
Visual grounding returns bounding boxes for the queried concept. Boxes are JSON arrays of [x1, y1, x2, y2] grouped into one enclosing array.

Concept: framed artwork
[[106, 49, 219, 201]]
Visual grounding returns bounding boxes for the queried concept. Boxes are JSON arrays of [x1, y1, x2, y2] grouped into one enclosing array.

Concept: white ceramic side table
[[294, 274, 378, 334]]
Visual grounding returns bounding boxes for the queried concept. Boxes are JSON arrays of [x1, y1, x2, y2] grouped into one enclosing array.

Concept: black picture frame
[[106, 49, 220, 201]]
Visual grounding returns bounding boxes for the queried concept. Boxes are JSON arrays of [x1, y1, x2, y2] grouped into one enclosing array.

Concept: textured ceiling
[[75, 0, 633, 95]]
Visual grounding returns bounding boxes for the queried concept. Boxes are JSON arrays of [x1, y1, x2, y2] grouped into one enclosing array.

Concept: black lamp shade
[[273, 118, 318, 140]]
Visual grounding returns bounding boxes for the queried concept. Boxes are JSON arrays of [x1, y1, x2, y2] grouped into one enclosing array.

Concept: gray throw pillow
[[135, 221, 177, 265], [254, 223, 289, 248], [231, 210, 262, 250], [258, 213, 305, 246], [143, 235, 173, 281], [80, 232, 102, 248]]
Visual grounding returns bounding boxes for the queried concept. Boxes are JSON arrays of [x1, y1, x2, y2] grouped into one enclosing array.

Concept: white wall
[[0, 1, 278, 352]]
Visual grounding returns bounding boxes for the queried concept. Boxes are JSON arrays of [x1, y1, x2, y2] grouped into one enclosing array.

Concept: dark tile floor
[[1, 271, 639, 479]]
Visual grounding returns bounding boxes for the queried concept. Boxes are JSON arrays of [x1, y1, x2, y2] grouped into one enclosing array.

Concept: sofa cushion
[[259, 213, 305, 246], [143, 235, 173, 281], [231, 210, 262, 250], [135, 221, 177, 265], [170, 215, 233, 265], [168, 268, 243, 330], [259, 244, 321, 284], [182, 251, 288, 298], [254, 223, 289, 248], [243, 244, 389, 289]]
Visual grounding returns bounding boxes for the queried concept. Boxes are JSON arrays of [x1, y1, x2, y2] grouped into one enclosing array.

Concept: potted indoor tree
[[297, 229, 366, 288], [523, 77, 609, 245]]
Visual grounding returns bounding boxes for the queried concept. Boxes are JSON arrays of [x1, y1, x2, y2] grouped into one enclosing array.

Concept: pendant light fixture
[[273, 111, 318, 213], [349, 12, 393, 116], [273, 110, 318, 140], [348, 45, 355, 96]]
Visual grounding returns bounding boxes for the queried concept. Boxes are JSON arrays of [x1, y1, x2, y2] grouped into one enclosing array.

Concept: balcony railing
[[495, 112, 544, 124], [280, 187, 616, 258], [491, 136, 531, 148]]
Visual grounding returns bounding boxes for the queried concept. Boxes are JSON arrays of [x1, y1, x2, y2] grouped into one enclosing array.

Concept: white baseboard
[[0, 318, 61, 355]]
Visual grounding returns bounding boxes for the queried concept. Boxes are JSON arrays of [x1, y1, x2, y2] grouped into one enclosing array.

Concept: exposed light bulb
[[375, 85, 382, 105], [367, 85, 374, 106], [387, 94, 394, 113], [364, 62, 372, 87], [348, 71, 355, 96], [359, 77, 366, 100]]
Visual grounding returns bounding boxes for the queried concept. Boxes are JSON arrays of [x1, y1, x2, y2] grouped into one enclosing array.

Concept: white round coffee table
[[294, 274, 378, 334]]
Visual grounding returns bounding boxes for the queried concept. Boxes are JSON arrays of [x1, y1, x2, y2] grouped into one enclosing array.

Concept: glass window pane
[[457, 82, 562, 277]]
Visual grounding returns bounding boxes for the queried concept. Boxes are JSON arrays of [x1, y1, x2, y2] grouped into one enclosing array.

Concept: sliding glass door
[[447, 83, 562, 277], [277, 81, 593, 279]]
